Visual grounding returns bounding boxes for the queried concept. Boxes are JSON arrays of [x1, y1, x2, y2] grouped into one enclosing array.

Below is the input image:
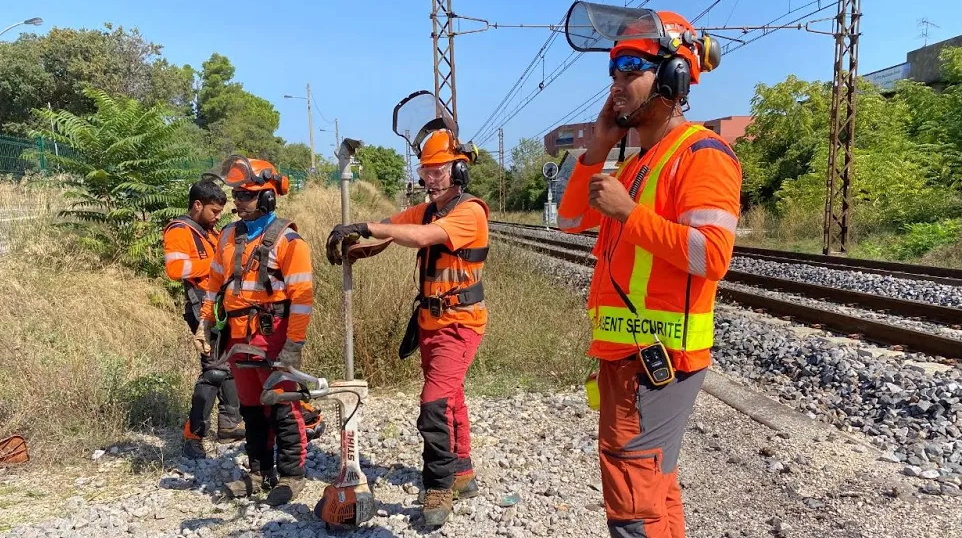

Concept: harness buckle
[[424, 296, 444, 318], [257, 311, 275, 335]]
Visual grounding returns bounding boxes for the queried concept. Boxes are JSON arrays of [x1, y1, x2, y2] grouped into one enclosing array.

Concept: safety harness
[[399, 194, 487, 359], [218, 217, 296, 337], [415, 194, 488, 316]]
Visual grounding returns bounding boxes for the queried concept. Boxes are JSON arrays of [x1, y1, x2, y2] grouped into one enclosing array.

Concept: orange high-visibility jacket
[[557, 123, 742, 372], [390, 195, 490, 334], [163, 216, 219, 308], [200, 218, 313, 342]]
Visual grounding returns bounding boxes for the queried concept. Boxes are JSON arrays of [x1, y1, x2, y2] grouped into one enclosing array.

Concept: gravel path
[[501, 243, 962, 481], [4, 386, 961, 538], [4, 237, 961, 538]]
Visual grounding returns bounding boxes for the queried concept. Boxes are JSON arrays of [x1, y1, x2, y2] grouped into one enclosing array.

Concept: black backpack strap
[[168, 215, 214, 259], [232, 221, 248, 294], [416, 204, 441, 298], [423, 194, 487, 278], [254, 218, 294, 296]]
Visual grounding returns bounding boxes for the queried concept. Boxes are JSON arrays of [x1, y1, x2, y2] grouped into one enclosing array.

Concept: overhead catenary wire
[[468, 14, 565, 143], [719, 0, 836, 54], [519, 1, 837, 154], [470, 0, 650, 147]]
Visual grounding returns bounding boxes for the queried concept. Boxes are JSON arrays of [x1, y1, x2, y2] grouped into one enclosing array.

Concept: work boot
[[264, 475, 305, 506], [182, 438, 207, 460], [452, 471, 480, 500], [216, 423, 246, 444], [418, 472, 479, 503], [224, 471, 276, 499], [421, 488, 453, 527]]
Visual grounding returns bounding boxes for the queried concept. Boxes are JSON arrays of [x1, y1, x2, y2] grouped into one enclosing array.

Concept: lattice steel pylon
[[431, 0, 458, 123], [823, 0, 861, 256]]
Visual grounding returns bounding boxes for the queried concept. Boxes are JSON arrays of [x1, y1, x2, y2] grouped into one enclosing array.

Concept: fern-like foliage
[[30, 88, 198, 276]]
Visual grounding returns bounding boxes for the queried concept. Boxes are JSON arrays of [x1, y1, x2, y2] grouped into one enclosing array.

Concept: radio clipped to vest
[[637, 341, 674, 387]]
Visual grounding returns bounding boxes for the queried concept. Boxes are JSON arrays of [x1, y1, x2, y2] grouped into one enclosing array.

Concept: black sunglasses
[[231, 190, 258, 202]]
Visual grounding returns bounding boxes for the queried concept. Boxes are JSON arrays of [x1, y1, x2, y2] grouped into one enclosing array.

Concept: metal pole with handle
[[336, 138, 363, 381]]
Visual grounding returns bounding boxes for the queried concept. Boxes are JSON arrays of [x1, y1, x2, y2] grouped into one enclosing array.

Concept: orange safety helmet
[[216, 156, 291, 195], [610, 11, 718, 85], [419, 129, 470, 166]]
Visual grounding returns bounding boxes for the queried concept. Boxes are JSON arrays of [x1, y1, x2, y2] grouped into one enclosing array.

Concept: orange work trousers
[[597, 357, 707, 538]]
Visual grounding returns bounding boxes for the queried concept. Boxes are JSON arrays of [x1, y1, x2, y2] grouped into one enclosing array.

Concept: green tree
[[0, 25, 194, 134], [275, 142, 313, 172], [197, 53, 281, 160], [737, 51, 962, 241], [507, 137, 556, 211], [30, 88, 195, 275], [464, 149, 506, 208], [356, 145, 406, 198]]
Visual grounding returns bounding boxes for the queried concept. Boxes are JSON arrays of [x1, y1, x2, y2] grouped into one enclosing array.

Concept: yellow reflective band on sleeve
[[627, 126, 703, 297], [590, 305, 714, 351]]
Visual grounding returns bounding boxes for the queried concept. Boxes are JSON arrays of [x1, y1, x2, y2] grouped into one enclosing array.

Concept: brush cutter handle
[[260, 389, 309, 406], [259, 374, 331, 406]]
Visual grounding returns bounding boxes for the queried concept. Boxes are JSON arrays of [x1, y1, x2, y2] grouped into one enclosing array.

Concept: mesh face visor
[[565, 1, 665, 52], [392, 90, 458, 158]]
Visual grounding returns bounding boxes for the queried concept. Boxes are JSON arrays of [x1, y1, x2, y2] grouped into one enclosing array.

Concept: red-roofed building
[[544, 115, 752, 156]]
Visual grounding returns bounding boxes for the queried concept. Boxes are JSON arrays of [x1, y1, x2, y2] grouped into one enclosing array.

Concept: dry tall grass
[[490, 211, 545, 226], [2, 180, 595, 462]]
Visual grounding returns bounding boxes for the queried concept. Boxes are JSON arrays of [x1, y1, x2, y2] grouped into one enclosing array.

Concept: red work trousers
[[417, 324, 483, 490], [227, 317, 308, 478]]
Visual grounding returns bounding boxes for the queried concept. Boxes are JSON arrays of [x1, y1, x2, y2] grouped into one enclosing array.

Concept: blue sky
[[7, 0, 962, 164]]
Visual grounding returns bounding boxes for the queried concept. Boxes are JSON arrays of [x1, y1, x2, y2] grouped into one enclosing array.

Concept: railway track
[[490, 221, 962, 287], [490, 224, 962, 360]]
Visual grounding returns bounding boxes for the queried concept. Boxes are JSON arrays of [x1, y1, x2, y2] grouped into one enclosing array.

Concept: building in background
[[863, 35, 962, 92], [544, 115, 752, 156]]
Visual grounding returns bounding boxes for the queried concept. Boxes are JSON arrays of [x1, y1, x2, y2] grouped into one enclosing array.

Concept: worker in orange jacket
[[557, 6, 741, 538], [326, 125, 487, 527], [196, 156, 315, 506], [163, 178, 244, 460]]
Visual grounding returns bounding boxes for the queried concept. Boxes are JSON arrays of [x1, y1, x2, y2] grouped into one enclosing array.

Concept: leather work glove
[[325, 222, 372, 265], [193, 321, 214, 355], [277, 340, 304, 370]]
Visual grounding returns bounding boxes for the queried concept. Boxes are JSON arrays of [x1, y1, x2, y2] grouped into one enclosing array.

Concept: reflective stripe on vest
[[591, 125, 714, 351]]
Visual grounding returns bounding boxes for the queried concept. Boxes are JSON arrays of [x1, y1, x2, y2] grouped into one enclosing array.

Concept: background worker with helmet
[[195, 156, 316, 506], [558, 3, 741, 537], [163, 178, 245, 460], [325, 91, 488, 527]]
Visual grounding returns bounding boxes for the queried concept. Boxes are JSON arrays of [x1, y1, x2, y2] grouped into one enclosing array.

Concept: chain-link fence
[[0, 133, 310, 190]]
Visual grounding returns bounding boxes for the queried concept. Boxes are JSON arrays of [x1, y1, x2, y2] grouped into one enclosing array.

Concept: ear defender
[[654, 56, 691, 102], [699, 34, 721, 73], [257, 189, 277, 213], [451, 161, 470, 187]]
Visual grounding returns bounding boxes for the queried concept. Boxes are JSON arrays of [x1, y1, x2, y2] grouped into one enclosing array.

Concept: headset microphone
[[614, 91, 660, 128], [616, 106, 644, 129]]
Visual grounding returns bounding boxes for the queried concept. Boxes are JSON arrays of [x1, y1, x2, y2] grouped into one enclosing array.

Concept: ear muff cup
[[654, 56, 691, 102], [451, 161, 470, 187], [276, 175, 290, 196], [257, 189, 276, 213], [700, 34, 721, 73]]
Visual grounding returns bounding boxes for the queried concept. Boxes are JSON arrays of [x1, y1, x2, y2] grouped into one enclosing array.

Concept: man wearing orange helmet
[[163, 178, 245, 460], [558, 4, 740, 537], [196, 156, 315, 506], [326, 127, 488, 527]]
